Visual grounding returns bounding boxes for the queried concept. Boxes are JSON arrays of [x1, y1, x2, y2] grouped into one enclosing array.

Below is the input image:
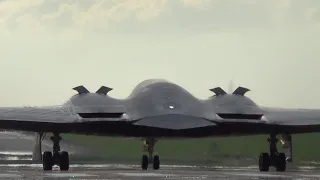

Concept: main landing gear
[[42, 133, 69, 171], [258, 134, 286, 172], [141, 138, 160, 170]]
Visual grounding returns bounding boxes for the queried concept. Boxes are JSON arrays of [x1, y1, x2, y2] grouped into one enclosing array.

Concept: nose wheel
[[42, 133, 69, 171], [141, 138, 160, 170]]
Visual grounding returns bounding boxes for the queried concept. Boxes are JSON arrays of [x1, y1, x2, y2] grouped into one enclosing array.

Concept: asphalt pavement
[[0, 163, 318, 180]]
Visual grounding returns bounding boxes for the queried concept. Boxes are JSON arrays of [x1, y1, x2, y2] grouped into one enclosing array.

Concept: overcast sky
[[0, 0, 319, 108]]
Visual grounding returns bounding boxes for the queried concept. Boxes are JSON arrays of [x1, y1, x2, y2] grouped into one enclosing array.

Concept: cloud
[[0, 0, 320, 35]]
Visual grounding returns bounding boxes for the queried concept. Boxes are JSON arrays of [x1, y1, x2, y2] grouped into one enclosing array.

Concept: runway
[[0, 164, 320, 180], [0, 131, 320, 179]]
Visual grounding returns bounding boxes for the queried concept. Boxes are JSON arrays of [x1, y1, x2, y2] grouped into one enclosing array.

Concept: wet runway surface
[[0, 131, 319, 179], [0, 131, 89, 160], [0, 164, 320, 180]]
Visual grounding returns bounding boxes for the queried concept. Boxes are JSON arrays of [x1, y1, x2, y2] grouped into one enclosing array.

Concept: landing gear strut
[[259, 134, 286, 172], [281, 134, 292, 162], [42, 133, 69, 171], [141, 138, 160, 170]]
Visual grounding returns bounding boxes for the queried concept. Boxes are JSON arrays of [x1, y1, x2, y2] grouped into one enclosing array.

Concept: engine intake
[[217, 113, 263, 120], [77, 113, 124, 118]]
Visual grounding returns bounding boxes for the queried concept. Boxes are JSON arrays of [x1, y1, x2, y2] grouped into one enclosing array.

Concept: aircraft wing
[[263, 107, 320, 126], [0, 105, 127, 133], [0, 106, 78, 123], [0, 106, 78, 132]]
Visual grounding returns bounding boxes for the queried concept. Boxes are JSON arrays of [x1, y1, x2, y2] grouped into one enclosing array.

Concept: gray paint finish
[[0, 79, 319, 137]]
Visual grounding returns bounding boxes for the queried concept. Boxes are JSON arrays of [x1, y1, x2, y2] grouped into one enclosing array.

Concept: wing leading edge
[[0, 105, 128, 133], [0, 106, 78, 132], [263, 107, 320, 126], [0, 106, 78, 123]]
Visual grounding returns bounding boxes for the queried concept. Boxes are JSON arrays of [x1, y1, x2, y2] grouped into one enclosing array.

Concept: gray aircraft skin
[[0, 78, 318, 172]]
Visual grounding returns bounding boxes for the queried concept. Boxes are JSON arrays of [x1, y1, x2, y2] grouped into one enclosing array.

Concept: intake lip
[[132, 114, 217, 130]]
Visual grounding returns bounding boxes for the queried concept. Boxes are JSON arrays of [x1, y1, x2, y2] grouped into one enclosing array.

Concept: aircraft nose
[[132, 114, 216, 130]]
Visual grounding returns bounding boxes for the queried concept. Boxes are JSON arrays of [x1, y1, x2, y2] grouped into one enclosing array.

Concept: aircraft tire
[[59, 151, 69, 171], [43, 151, 53, 171], [141, 155, 148, 170], [258, 153, 270, 172], [275, 153, 286, 172], [153, 155, 160, 170]]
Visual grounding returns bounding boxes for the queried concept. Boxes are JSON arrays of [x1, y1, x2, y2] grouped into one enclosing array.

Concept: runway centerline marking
[[44, 173, 97, 177], [116, 172, 177, 177]]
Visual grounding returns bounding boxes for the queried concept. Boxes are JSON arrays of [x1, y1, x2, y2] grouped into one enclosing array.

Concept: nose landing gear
[[141, 138, 160, 170]]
